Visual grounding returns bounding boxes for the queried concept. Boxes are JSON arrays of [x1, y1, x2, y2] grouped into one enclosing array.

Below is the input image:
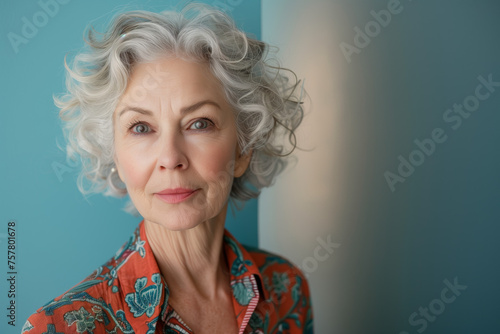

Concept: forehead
[[120, 57, 226, 105]]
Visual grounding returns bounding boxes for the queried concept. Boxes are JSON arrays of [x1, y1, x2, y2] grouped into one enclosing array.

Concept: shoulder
[[243, 243, 307, 283], [243, 244, 314, 332], [242, 244, 311, 299], [22, 230, 146, 333], [22, 267, 117, 333]]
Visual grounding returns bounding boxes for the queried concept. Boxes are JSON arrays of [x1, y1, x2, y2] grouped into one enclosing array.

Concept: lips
[[155, 188, 198, 204]]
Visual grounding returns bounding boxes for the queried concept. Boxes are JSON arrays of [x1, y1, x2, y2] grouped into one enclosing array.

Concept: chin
[[153, 221, 200, 232], [144, 206, 213, 231]]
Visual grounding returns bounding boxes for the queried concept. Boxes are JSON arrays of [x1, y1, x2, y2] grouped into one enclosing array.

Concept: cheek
[[195, 137, 236, 177], [115, 142, 152, 191], [193, 139, 237, 198]]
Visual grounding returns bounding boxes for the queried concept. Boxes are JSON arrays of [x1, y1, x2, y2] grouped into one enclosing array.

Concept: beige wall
[[260, 1, 343, 331]]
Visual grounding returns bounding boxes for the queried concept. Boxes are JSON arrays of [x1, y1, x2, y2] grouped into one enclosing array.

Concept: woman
[[23, 3, 312, 333]]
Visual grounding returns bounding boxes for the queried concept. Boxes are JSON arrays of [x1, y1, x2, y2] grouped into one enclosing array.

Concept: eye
[[189, 118, 213, 130], [129, 122, 151, 134]]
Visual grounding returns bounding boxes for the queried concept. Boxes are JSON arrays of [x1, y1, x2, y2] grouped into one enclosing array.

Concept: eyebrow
[[118, 100, 222, 118]]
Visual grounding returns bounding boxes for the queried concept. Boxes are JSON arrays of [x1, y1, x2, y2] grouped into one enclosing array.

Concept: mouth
[[154, 188, 199, 204]]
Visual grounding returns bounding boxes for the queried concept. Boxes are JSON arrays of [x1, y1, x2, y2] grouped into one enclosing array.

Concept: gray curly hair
[[56, 3, 305, 213]]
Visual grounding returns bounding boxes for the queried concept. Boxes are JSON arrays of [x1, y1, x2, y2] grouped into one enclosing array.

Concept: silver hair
[[56, 3, 305, 214]]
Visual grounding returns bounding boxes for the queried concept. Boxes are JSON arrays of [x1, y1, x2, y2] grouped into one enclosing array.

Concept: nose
[[156, 132, 188, 171]]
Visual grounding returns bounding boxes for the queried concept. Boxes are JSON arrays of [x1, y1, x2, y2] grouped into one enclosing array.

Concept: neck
[[144, 204, 230, 301]]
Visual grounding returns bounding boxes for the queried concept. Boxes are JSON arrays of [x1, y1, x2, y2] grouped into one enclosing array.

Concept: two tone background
[[1, 0, 499, 333]]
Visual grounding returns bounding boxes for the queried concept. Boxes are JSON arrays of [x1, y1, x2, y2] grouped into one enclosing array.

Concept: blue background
[[0, 0, 260, 332]]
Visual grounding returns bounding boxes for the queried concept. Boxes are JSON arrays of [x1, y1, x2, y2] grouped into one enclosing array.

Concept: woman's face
[[113, 57, 251, 231]]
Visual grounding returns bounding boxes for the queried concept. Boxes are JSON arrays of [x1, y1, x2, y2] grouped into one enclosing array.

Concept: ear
[[234, 148, 253, 178], [113, 155, 124, 182]]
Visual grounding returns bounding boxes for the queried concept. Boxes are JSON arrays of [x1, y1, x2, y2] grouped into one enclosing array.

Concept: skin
[[113, 56, 252, 333]]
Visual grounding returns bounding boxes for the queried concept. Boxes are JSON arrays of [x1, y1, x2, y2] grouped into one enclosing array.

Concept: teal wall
[[0, 1, 259, 332]]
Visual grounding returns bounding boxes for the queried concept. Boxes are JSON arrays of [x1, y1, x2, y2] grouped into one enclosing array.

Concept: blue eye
[[130, 123, 150, 134], [190, 119, 212, 130]]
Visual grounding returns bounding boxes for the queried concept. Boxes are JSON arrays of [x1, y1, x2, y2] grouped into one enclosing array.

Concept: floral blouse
[[23, 221, 313, 333]]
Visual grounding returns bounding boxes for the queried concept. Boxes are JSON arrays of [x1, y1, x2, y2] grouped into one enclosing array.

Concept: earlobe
[[234, 149, 253, 178], [112, 157, 123, 182], [114, 167, 123, 182]]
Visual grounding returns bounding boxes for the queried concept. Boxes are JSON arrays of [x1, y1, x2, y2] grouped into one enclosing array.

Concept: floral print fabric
[[23, 221, 313, 333]]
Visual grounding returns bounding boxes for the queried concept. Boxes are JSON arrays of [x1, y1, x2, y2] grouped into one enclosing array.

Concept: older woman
[[23, 3, 312, 334]]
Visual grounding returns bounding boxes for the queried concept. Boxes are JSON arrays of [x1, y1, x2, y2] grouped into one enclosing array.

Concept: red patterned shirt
[[23, 221, 313, 333]]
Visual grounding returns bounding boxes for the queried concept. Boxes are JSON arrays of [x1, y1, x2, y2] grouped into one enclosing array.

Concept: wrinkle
[[144, 203, 230, 300]]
